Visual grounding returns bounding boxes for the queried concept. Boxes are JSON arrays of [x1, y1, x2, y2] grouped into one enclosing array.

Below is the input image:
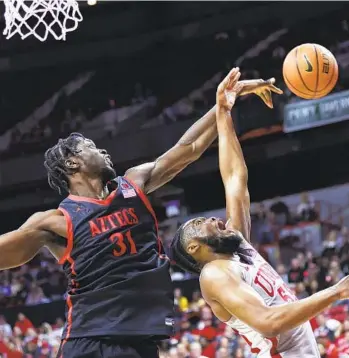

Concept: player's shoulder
[[20, 209, 64, 230], [124, 162, 156, 189], [200, 260, 241, 285], [200, 260, 242, 300], [37, 209, 63, 218]]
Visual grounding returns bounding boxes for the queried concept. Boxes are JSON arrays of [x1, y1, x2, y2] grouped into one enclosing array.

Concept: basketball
[[282, 43, 338, 100]]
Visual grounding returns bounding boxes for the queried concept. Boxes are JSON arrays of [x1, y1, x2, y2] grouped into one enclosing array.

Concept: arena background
[[1, 2, 349, 357]]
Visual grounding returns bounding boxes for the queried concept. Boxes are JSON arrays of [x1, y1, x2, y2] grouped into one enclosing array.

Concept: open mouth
[[216, 220, 226, 231], [105, 157, 113, 167]]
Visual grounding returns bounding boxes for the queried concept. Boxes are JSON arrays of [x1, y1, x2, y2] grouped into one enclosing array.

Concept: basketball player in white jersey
[[170, 68, 349, 357]]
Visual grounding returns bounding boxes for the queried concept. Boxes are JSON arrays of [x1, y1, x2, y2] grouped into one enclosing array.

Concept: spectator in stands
[[295, 282, 309, 299], [174, 288, 189, 312], [197, 306, 213, 330], [314, 314, 331, 339], [307, 279, 319, 296], [177, 342, 189, 358], [297, 192, 318, 222], [256, 210, 277, 245], [288, 258, 305, 283], [189, 291, 205, 313], [328, 260, 345, 284], [323, 230, 340, 257], [269, 196, 290, 225], [0, 316, 12, 337], [338, 227, 349, 254], [14, 313, 34, 336], [276, 264, 289, 283], [317, 257, 331, 290], [216, 347, 229, 358], [25, 283, 49, 306], [189, 341, 205, 358]]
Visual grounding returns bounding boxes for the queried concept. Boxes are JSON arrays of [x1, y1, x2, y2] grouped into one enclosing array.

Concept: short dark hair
[[170, 221, 253, 274], [44, 133, 85, 194]]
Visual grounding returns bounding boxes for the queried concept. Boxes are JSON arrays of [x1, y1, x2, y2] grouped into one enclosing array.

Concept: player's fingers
[[228, 71, 241, 89], [265, 91, 274, 109], [253, 78, 275, 89], [260, 91, 273, 109], [225, 68, 239, 83], [227, 68, 241, 88], [233, 82, 244, 94], [270, 85, 284, 95], [219, 68, 239, 92]]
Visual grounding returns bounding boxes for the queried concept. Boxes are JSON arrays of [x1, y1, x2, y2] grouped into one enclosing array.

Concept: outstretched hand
[[216, 67, 244, 111], [238, 77, 283, 109]]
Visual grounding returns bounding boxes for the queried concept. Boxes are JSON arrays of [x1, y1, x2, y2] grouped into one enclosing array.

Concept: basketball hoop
[[3, 0, 83, 41]]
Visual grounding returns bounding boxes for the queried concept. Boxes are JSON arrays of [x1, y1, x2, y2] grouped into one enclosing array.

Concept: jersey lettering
[[277, 284, 297, 303], [254, 263, 279, 297], [89, 208, 139, 237], [109, 230, 138, 257], [254, 263, 297, 302]]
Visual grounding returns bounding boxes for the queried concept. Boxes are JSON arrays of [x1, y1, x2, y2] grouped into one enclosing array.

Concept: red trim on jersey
[[67, 190, 117, 205], [59, 295, 74, 357], [268, 337, 282, 358], [232, 328, 281, 357], [124, 177, 163, 255], [59, 339, 67, 358], [56, 208, 76, 345], [238, 332, 261, 354], [57, 208, 74, 265]]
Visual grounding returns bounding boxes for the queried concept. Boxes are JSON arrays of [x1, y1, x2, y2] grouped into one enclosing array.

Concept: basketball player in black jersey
[[0, 72, 281, 358]]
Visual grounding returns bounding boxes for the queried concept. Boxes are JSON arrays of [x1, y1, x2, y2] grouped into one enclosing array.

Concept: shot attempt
[[170, 68, 349, 357]]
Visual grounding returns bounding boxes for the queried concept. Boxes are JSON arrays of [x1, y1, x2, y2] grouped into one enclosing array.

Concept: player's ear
[[65, 157, 80, 171], [187, 240, 200, 255]]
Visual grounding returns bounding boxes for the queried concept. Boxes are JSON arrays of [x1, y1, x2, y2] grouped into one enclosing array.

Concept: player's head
[[170, 217, 252, 274], [44, 133, 116, 194]]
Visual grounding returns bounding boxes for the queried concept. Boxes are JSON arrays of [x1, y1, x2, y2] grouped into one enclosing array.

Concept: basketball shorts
[[57, 337, 159, 358]]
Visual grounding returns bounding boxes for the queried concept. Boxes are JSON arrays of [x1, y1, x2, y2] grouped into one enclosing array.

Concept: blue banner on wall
[[283, 90, 349, 133]]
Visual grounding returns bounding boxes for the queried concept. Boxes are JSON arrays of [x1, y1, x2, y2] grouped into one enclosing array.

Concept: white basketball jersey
[[226, 243, 320, 358]]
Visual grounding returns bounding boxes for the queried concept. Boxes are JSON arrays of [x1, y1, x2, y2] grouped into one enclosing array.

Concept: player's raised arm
[[0, 210, 66, 269], [215, 69, 282, 241], [216, 68, 250, 241], [125, 74, 282, 194], [201, 261, 347, 338]]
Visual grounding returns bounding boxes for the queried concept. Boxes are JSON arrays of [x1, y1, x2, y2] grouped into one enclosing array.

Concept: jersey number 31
[[109, 230, 137, 257]]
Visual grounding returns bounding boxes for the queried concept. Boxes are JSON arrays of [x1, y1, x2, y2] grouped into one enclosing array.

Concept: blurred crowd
[[1, 189, 349, 357], [1, 12, 348, 160], [0, 314, 63, 358]]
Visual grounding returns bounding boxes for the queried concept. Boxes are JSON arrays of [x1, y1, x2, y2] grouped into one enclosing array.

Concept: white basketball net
[[3, 0, 83, 41]]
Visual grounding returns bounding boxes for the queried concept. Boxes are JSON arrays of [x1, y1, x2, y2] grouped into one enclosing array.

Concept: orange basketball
[[282, 43, 338, 100]]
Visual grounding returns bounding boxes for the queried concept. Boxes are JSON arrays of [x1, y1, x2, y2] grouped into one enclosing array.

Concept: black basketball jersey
[[58, 176, 174, 339]]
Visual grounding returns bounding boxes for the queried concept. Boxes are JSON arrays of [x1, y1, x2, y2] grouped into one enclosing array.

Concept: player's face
[[185, 217, 232, 239], [71, 138, 116, 182], [183, 217, 239, 261]]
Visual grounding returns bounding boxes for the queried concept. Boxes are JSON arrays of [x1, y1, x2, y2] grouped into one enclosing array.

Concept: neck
[[203, 253, 234, 265], [201, 240, 252, 266], [69, 175, 109, 199]]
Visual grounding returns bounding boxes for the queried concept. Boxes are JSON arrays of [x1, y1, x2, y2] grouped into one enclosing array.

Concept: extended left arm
[[125, 77, 281, 194], [125, 105, 217, 193]]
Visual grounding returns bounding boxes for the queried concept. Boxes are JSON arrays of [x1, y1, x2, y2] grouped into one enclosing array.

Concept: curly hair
[[170, 223, 202, 275], [170, 221, 253, 275], [44, 133, 85, 194]]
